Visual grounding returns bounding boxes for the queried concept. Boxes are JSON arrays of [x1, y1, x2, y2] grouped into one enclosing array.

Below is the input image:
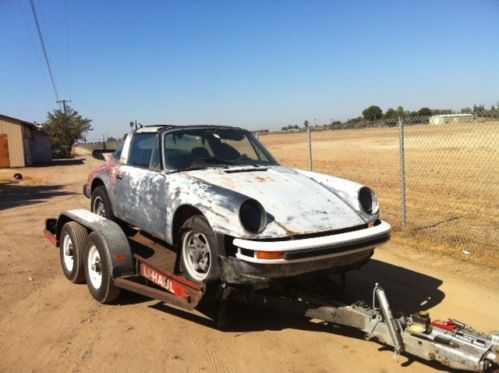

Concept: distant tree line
[[280, 101, 498, 132], [355, 102, 498, 123], [281, 124, 301, 131]]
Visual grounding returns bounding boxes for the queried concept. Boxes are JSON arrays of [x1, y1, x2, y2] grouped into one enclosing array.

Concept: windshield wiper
[[197, 157, 262, 168], [196, 157, 239, 165], [165, 165, 208, 174]]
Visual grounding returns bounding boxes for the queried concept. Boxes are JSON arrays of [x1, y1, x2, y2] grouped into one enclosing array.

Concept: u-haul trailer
[[44, 209, 499, 372]]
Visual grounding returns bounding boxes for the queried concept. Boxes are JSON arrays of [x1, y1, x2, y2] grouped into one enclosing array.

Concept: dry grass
[[260, 121, 499, 268]]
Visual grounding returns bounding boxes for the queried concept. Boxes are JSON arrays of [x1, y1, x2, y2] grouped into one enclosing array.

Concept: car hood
[[185, 166, 366, 235]]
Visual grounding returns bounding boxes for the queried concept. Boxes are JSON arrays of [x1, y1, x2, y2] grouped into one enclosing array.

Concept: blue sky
[[1, 0, 498, 140]]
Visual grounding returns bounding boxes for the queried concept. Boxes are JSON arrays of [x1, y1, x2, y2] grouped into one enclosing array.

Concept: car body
[[84, 125, 391, 286]]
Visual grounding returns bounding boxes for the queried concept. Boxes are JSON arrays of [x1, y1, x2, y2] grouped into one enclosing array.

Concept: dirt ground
[[0, 156, 498, 373]]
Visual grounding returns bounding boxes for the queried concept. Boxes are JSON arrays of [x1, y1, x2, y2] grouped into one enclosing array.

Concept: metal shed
[[0, 114, 52, 168]]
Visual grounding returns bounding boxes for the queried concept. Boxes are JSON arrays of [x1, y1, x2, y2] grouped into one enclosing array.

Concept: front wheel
[[179, 215, 220, 284], [83, 231, 120, 303]]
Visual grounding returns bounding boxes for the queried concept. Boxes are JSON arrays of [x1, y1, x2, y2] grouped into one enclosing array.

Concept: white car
[[84, 125, 391, 286]]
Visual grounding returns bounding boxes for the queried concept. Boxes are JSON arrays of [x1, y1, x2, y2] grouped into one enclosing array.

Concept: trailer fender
[[54, 209, 134, 278]]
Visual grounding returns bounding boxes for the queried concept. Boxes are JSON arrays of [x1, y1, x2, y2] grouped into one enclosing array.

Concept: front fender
[[166, 173, 287, 242], [295, 169, 380, 222]]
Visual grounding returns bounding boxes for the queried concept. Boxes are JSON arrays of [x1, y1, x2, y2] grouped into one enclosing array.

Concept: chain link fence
[[260, 113, 499, 263]]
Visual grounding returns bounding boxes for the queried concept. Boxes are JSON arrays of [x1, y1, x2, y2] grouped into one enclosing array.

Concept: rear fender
[[53, 209, 134, 278]]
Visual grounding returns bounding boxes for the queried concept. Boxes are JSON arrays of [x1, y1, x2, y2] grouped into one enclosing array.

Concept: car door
[[114, 133, 168, 240]]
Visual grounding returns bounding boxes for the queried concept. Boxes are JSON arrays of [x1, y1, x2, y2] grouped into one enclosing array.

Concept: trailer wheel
[[179, 215, 220, 284], [84, 231, 120, 303], [59, 221, 88, 283], [91, 186, 115, 220]]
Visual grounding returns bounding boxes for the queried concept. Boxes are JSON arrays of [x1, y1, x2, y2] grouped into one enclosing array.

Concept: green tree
[[384, 108, 397, 119], [417, 107, 432, 117], [43, 106, 92, 155], [303, 120, 309, 128], [473, 104, 485, 113], [362, 105, 383, 121], [396, 106, 406, 118]]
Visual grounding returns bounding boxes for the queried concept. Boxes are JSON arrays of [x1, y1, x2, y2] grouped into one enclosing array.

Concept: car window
[[164, 133, 214, 170], [128, 134, 157, 168], [150, 135, 162, 171], [220, 138, 260, 161], [113, 135, 127, 161], [162, 128, 278, 170]]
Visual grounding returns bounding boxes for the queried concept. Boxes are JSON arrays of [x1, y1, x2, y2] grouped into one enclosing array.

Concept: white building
[[429, 114, 473, 125]]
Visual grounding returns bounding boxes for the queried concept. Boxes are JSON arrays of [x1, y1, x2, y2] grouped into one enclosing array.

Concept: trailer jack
[[229, 282, 498, 372]]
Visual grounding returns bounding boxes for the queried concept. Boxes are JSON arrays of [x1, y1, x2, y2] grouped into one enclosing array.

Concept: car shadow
[[0, 183, 77, 211], [339, 258, 445, 314], [142, 259, 450, 370]]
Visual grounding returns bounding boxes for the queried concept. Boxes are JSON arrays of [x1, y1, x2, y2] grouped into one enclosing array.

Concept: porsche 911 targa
[[84, 125, 391, 285]]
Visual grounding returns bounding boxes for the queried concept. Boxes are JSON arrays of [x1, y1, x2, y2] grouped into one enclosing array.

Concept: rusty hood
[[184, 166, 367, 235]]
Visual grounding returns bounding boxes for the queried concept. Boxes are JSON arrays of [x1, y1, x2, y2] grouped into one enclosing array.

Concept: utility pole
[[57, 99, 71, 114]]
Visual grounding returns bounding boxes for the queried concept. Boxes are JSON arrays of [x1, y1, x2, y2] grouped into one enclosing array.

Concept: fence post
[[307, 126, 313, 171], [398, 117, 407, 231]]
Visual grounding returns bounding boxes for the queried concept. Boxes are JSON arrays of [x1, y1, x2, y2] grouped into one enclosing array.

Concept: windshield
[[162, 128, 278, 171]]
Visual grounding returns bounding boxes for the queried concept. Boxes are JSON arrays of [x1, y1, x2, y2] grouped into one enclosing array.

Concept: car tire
[[91, 185, 115, 220], [59, 221, 88, 283], [179, 215, 220, 284], [83, 231, 121, 304]]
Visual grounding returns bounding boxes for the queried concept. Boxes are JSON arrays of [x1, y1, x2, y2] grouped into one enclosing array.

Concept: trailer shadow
[[0, 183, 77, 211]]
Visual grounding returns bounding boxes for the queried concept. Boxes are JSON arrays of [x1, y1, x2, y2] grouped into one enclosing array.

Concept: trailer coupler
[[368, 283, 498, 371], [234, 282, 498, 372]]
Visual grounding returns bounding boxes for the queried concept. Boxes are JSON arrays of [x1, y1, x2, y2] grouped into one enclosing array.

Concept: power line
[[64, 0, 72, 95], [29, 0, 59, 101]]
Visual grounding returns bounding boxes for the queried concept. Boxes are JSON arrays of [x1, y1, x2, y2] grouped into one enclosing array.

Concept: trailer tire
[[84, 231, 120, 303], [179, 215, 220, 284], [59, 221, 88, 283], [91, 186, 115, 220]]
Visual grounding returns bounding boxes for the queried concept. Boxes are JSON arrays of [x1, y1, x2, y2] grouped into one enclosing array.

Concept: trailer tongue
[[228, 283, 498, 372], [45, 210, 498, 372]]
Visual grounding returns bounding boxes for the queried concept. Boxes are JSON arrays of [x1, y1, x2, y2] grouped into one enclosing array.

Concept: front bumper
[[219, 221, 391, 285], [219, 249, 374, 286], [233, 220, 391, 264]]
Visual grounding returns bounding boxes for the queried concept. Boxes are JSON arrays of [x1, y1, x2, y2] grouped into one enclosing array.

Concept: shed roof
[[0, 114, 50, 137], [0, 114, 38, 130]]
